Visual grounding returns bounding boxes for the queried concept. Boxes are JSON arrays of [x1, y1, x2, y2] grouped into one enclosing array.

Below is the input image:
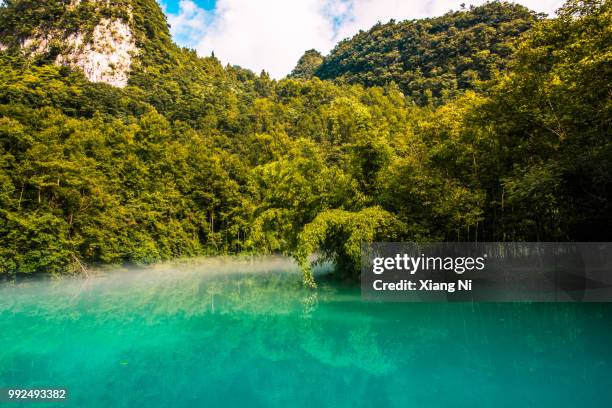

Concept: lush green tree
[[290, 49, 324, 79], [477, 0, 611, 240], [295, 207, 402, 286]]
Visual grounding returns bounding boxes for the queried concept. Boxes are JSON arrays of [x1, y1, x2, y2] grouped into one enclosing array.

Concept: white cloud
[[163, 0, 565, 79], [193, 0, 336, 78], [163, 1, 212, 48]]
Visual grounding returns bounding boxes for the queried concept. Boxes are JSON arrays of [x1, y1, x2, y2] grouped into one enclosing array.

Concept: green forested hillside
[[310, 1, 541, 105], [0, 0, 610, 283], [290, 49, 325, 79]]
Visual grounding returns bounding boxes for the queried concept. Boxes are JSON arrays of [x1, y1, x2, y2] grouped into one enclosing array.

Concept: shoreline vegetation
[[0, 0, 610, 285]]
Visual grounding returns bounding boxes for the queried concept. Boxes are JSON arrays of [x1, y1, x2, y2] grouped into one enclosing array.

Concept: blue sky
[[158, 0, 564, 78], [162, 0, 216, 14]]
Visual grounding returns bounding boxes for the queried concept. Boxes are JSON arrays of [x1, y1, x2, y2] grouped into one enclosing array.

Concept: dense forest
[[298, 2, 541, 105], [0, 0, 610, 284]]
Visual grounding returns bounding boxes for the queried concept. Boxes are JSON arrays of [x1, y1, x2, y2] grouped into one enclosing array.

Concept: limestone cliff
[[1, 0, 140, 87]]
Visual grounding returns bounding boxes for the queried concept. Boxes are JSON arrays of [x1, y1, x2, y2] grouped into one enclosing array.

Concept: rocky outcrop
[[19, 7, 138, 88], [57, 18, 137, 87]]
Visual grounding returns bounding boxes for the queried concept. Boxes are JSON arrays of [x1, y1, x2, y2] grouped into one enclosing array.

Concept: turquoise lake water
[[1, 256, 612, 407]]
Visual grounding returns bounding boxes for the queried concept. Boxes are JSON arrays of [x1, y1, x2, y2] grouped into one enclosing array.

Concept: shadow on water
[[1, 256, 612, 407]]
